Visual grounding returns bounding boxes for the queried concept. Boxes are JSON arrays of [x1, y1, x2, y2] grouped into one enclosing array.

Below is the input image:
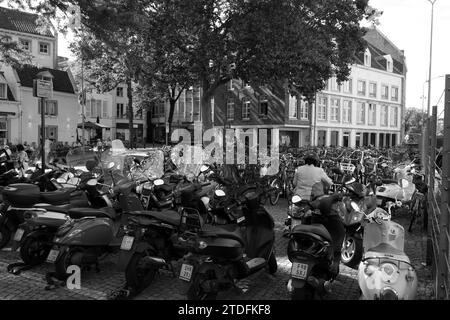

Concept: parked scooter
[[354, 202, 418, 300], [286, 192, 345, 300], [180, 190, 277, 300]]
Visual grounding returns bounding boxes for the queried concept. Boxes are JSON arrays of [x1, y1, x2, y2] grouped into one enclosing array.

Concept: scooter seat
[[130, 210, 181, 226], [291, 224, 332, 242], [367, 243, 406, 257], [67, 207, 111, 219], [156, 184, 175, 192], [34, 203, 72, 213], [200, 224, 245, 246], [40, 189, 71, 205]]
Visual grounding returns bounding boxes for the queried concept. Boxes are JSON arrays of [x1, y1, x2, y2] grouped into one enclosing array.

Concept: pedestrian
[[16, 144, 29, 177]]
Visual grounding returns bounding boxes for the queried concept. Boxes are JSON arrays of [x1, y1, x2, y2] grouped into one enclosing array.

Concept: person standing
[[16, 144, 29, 177]]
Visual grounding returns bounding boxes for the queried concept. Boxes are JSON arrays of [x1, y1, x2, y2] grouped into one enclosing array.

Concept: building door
[[330, 131, 339, 147], [363, 132, 369, 146], [355, 133, 361, 147], [317, 130, 326, 147], [379, 133, 385, 148], [391, 134, 397, 146], [370, 133, 376, 146], [343, 131, 350, 147]]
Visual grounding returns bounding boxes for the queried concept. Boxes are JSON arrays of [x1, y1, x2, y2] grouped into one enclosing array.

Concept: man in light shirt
[[292, 152, 333, 200]]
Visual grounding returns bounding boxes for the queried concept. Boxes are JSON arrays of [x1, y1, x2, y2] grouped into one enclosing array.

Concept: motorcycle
[[354, 201, 418, 300], [180, 190, 277, 300]]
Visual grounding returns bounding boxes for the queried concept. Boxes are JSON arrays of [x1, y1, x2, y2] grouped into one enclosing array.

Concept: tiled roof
[[15, 65, 75, 94], [0, 7, 54, 38]]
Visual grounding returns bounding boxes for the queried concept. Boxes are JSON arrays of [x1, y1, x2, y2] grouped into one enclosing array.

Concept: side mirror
[[291, 195, 302, 204], [350, 202, 360, 212], [86, 179, 98, 187], [399, 179, 409, 189], [108, 162, 115, 169], [56, 177, 67, 184], [215, 189, 226, 197], [154, 179, 164, 186], [200, 165, 209, 173]]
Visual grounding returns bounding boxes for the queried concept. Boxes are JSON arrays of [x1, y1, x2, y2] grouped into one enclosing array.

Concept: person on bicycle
[[292, 152, 333, 200]]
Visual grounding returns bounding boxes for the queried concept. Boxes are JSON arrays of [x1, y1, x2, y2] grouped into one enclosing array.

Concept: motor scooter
[[354, 202, 418, 300], [180, 190, 277, 300]]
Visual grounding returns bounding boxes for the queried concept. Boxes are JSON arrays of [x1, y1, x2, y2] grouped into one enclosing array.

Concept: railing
[[425, 75, 450, 300]]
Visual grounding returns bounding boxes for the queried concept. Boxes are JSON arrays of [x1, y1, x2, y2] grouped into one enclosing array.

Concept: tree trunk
[[127, 76, 134, 149], [167, 99, 176, 144], [201, 86, 212, 131]]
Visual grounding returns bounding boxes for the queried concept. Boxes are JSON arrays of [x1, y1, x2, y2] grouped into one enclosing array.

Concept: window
[[380, 105, 388, 126], [20, 39, 31, 52], [0, 83, 6, 99], [330, 98, 340, 122], [210, 97, 214, 122], [357, 80, 366, 96], [357, 102, 365, 124], [391, 86, 399, 101], [116, 87, 124, 97], [179, 91, 185, 118], [330, 78, 340, 92], [364, 49, 371, 67], [39, 42, 50, 55], [317, 97, 327, 121], [227, 100, 235, 120], [102, 101, 108, 118], [369, 82, 377, 98], [300, 101, 309, 120], [368, 103, 376, 125], [186, 90, 193, 120], [228, 79, 234, 91], [289, 96, 298, 119], [0, 119, 7, 145], [387, 61, 391, 71], [259, 98, 268, 117], [381, 85, 389, 99], [38, 100, 58, 115], [343, 79, 352, 94], [386, 56, 393, 72], [116, 103, 125, 118], [38, 125, 58, 141], [343, 132, 350, 147], [342, 100, 352, 123], [193, 87, 201, 121], [242, 100, 251, 120], [390, 106, 398, 127]]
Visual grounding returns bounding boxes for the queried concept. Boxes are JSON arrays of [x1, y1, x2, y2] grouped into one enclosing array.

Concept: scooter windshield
[[170, 145, 203, 181], [363, 220, 405, 254], [65, 146, 101, 173]]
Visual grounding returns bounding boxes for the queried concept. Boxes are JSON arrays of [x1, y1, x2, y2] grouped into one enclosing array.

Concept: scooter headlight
[[380, 263, 400, 284], [379, 287, 399, 300]]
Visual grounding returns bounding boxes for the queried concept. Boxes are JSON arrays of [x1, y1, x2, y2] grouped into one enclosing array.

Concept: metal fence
[[425, 74, 450, 300]]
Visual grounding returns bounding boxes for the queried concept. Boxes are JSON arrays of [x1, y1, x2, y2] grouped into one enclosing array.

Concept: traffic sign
[[33, 79, 53, 99]]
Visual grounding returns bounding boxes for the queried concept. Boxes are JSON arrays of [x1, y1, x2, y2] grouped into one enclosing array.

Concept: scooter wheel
[[54, 248, 82, 281], [20, 234, 52, 266], [187, 273, 218, 300], [125, 252, 157, 294], [0, 225, 11, 249], [341, 235, 363, 269]]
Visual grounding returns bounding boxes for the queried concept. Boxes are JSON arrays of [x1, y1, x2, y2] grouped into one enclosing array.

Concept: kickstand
[[6, 262, 34, 275]]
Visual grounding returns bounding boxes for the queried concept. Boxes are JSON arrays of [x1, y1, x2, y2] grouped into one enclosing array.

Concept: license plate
[[13, 228, 25, 242], [179, 263, 194, 281], [46, 249, 60, 263], [120, 236, 134, 251], [291, 262, 309, 280]]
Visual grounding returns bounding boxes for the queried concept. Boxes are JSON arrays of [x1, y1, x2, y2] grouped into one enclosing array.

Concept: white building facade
[[0, 7, 79, 145], [311, 27, 406, 148]]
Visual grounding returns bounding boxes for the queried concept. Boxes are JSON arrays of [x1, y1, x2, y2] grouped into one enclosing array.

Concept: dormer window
[[385, 55, 393, 72], [364, 48, 371, 67], [0, 73, 7, 100]]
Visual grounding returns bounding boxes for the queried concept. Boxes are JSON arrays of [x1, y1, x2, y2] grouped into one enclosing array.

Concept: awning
[[0, 112, 16, 116], [77, 121, 110, 129]]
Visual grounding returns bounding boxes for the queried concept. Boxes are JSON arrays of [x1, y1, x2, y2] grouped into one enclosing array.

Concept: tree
[[403, 107, 427, 135]]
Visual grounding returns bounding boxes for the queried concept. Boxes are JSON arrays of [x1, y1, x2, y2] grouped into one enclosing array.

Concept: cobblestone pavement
[[0, 199, 435, 300]]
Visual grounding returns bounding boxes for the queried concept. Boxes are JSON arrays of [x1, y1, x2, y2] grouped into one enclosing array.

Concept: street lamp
[[426, 0, 437, 117], [34, 70, 54, 171]]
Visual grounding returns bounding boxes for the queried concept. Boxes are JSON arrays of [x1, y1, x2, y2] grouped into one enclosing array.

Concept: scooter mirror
[[108, 162, 115, 169], [200, 165, 209, 173], [56, 178, 67, 184], [400, 179, 409, 189], [350, 202, 360, 212], [291, 195, 302, 204], [86, 179, 98, 187], [215, 190, 226, 197], [154, 179, 164, 186]]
